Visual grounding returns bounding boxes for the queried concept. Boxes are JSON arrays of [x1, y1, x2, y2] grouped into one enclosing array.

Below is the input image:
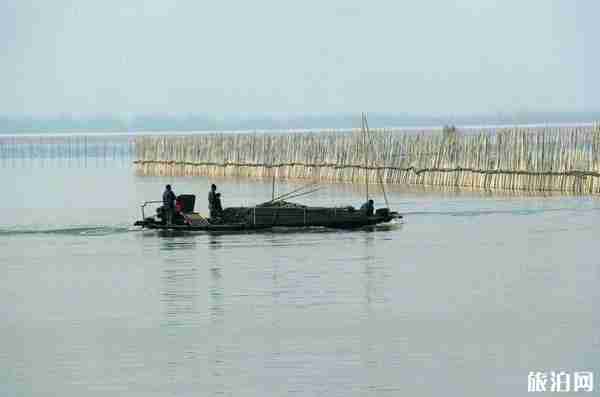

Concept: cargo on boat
[[133, 194, 401, 232]]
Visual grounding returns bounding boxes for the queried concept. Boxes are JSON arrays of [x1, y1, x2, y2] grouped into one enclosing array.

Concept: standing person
[[215, 193, 223, 213], [360, 199, 374, 216], [208, 184, 222, 219], [162, 184, 176, 225]]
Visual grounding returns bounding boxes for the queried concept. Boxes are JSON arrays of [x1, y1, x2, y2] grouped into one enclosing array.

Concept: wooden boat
[[133, 195, 401, 232], [134, 114, 401, 232]]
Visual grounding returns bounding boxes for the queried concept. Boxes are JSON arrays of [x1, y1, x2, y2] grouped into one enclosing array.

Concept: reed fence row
[[0, 135, 134, 161], [134, 124, 600, 193]]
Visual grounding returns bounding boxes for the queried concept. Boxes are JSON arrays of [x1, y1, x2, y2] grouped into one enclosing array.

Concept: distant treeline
[[1, 112, 600, 133]]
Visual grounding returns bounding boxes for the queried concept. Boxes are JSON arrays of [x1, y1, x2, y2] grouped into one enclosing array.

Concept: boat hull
[[134, 214, 400, 232], [134, 203, 401, 232]]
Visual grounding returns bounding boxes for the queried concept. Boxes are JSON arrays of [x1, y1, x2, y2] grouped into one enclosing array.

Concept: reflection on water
[[158, 234, 201, 392], [208, 235, 225, 326], [162, 266, 198, 328], [362, 233, 376, 306], [207, 233, 224, 249], [208, 235, 226, 396], [361, 233, 378, 394], [156, 233, 229, 396]]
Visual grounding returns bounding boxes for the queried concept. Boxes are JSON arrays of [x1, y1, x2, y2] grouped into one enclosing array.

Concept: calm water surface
[[1, 156, 599, 396]]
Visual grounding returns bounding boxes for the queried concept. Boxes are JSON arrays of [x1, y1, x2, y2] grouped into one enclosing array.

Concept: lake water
[[1, 146, 599, 396]]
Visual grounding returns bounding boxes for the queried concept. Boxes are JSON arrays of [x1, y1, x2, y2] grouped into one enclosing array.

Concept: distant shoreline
[[0, 121, 597, 137]]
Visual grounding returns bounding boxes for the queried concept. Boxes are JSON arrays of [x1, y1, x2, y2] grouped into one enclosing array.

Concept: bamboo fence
[[0, 135, 134, 166], [133, 124, 600, 193]]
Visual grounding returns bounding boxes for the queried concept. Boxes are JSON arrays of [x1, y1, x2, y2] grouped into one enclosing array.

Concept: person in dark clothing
[[360, 199, 374, 216], [208, 184, 222, 219], [163, 184, 176, 225]]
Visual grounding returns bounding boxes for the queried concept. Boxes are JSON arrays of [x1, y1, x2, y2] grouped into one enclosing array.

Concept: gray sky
[[1, 0, 597, 116]]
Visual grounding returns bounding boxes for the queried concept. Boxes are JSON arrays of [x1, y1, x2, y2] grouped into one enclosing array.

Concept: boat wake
[[0, 225, 135, 237]]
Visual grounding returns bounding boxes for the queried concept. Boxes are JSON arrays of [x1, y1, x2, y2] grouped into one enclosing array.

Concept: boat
[[133, 113, 402, 232], [133, 194, 401, 232]]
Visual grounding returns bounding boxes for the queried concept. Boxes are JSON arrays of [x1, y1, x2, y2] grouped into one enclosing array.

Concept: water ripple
[[0, 225, 134, 236]]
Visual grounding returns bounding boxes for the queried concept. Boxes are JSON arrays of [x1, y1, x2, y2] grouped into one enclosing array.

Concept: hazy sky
[[1, 0, 597, 116]]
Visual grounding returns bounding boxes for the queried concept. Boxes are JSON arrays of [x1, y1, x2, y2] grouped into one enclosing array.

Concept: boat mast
[[271, 170, 276, 201], [362, 112, 390, 209], [362, 112, 369, 202], [270, 147, 276, 200]]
